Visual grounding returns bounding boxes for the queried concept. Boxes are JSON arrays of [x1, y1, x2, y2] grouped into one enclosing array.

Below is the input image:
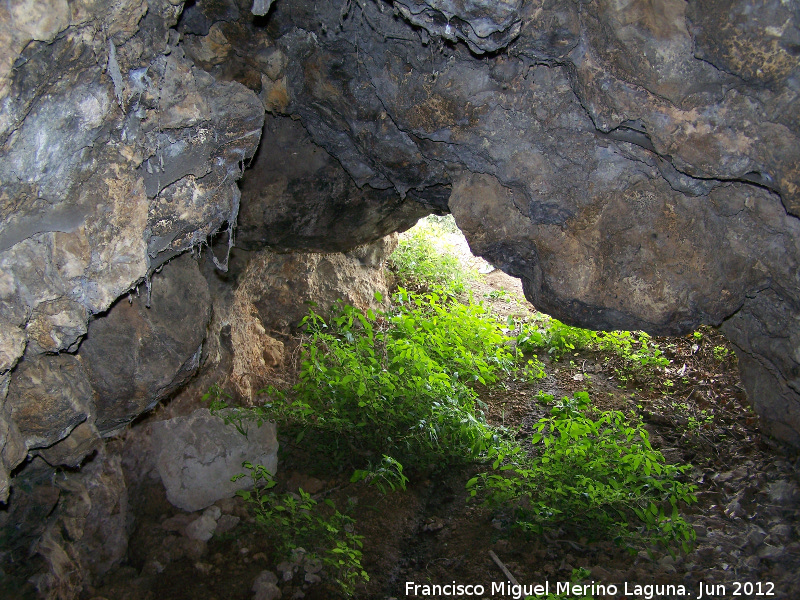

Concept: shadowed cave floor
[[85, 266, 800, 600]]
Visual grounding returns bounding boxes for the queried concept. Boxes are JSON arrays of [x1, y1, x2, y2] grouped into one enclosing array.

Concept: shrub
[[387, 216, 470, 293], [516, 316, 596, 360], [467, 392, 697, 554], [595, 330, 669, 372], [516, 317, 669, 382], [712, 345, 731, 361], [217, 290, 545, 486], [283, 290, 543, 473], [234, 462, 368, 596], [288, 293, 489, 470]]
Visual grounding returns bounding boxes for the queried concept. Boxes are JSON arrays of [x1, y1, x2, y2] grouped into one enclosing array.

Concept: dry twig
[[488, 550, 520, 586]]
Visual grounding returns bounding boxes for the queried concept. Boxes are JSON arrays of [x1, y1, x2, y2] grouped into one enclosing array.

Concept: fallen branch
[[488, 550, 520, 587]]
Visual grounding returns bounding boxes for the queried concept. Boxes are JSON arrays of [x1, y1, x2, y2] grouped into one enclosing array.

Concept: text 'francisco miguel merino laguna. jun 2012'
[[404, 579, 777, 599]]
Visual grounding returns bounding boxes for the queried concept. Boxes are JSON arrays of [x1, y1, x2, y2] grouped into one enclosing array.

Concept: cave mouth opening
[[385, 214, 751, 463], [2, 0, 800, 594], [102, 214, 789, 600]]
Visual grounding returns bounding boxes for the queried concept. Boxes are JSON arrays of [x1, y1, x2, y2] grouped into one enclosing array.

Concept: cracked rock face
[[390, 0, 524, 54], [0, 0, 262, 502], [1, 0, 800, 591], [78, 253, 211, 434], [236, 114, 428, 252]]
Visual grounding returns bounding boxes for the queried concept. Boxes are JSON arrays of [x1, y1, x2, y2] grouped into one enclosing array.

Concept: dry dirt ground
[[88, 231, 800, 600]]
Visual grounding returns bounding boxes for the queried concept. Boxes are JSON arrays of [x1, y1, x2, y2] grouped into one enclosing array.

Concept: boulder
[[151, 408, 278, 512], [185, 507, 222, 542], [79, 254, 211, 433], [29, 450, 129, 598], [242, 240, 396, 334], [252, 570, 282, 600], [6, 353, 93, 450], [210, 238, 395, 398]]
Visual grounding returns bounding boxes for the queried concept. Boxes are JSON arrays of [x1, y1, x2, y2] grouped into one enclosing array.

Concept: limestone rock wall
[[0, 451, 128, 599], [0, 0, 263, 504]]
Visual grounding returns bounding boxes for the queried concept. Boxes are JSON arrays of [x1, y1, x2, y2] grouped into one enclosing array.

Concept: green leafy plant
[[485, 288, 512, 302], [222, 290, 544, 487], [234, 462, 368, 596], [293, 291, 543, 468], [712, 345, 730, 361], [387, 217, 470, 293], [350, 455, 409, 493], [515, 317, 669, 384], [467, 392, 697, 555], [289, 293, 489, 473], [516, 316, 595, 360], [207, 384, 286, 438], [686, 409, 715, 432]]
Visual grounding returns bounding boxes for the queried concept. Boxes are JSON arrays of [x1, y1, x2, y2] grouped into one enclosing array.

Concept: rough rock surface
[[79, 253, 211, 433], [0, 0, 263, 501], [0, 457, 62, 595], [6, 353, 93, 451], [6, 451, 130, 599], [151, 408, 278, 512], [37, 421, 103, 469], [243, 239, 396, 334], [1, 0, 800, 593], [236, 114, 428, 252], [206, 238, 395, 398], [252, 569, 282, 600], [390, 0, 524, 54], [184, 0, 800, 446]]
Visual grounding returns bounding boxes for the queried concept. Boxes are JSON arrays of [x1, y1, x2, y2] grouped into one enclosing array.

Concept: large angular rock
[[79, 254, 211, 433], [722, 289, 800, 447], [0, 374, 26, 503], [241, 240, 395, 334], [214, 238, 395, 398], [0, 457, 62, 580], [30, 450, 129, 598], [151, 408, 278, 512], [0, 450, 128, 599], [37, 421, 102, 468]]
